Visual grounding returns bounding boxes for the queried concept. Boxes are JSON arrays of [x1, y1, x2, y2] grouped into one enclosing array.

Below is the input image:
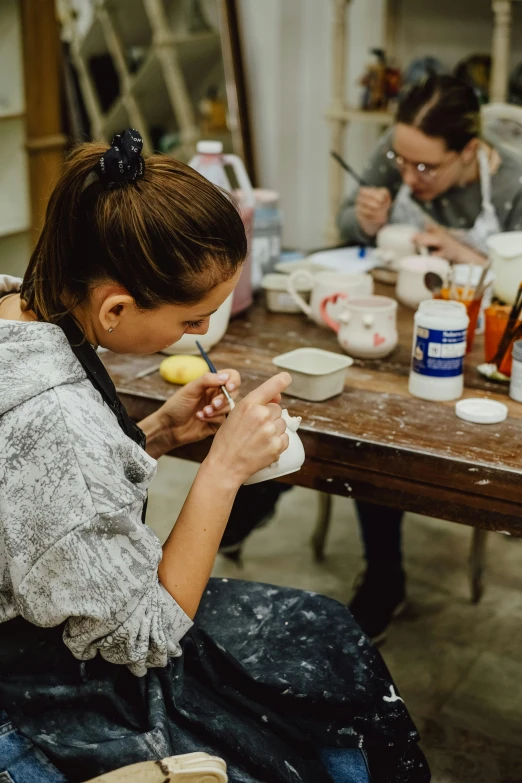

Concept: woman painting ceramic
[[337, 75, 522, 643], [0, 131, 429, 783]]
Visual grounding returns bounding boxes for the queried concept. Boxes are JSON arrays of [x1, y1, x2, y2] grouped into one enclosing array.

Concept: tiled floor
[[148, 456, 522, 783]]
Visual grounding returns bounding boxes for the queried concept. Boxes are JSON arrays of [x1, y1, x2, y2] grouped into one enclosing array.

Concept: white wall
[[238, 0, 385, 251]]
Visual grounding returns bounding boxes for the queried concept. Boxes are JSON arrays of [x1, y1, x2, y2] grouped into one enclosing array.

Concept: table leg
[[469, 528, 489, 604], [311, 492, 333, 562]]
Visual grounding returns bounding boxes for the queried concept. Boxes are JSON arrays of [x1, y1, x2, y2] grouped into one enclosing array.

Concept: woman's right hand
[[355, 186, 392, 236], [204, 372, 292, 488]]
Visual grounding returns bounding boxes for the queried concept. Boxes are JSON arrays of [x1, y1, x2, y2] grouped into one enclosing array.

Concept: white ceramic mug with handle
[[320, 294, 398, 359], [287, 270, 373, 327]]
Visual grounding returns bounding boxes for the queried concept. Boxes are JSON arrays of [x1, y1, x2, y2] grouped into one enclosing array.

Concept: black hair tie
[[94, 128, 145, 189]]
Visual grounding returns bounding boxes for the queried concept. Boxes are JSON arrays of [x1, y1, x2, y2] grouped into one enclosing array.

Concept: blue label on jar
[[412, 327, 466, 378]]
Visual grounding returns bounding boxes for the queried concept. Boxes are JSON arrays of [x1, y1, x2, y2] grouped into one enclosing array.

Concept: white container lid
[[455, 398, 508, 424], [486, 231, 522, 258], [262, 273, 311, 292], [196, 140, 223, 154], [418, 299, 467, 315]]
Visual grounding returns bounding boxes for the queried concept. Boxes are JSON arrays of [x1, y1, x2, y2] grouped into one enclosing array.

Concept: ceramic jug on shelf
[[320, 294, 398, 359], [244, 409, 305, 485]]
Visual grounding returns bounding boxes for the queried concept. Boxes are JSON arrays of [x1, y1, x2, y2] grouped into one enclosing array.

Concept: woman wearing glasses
[[337, 74, 522, 644]]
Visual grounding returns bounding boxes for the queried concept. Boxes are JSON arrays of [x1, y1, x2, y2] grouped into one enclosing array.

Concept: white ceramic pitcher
[[287, 270, 373, 327], [320, 294, 398, 359], [244, 409, 305, 485]]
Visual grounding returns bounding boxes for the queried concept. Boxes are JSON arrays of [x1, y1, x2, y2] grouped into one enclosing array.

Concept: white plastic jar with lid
[[509, 340, 522, 402], [409, 299, 469, 401]]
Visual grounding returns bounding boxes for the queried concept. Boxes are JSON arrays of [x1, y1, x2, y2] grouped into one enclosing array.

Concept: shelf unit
[[60, 0, 233, 162], [0, 0, 31, 275], [326, 0, 522, 243]]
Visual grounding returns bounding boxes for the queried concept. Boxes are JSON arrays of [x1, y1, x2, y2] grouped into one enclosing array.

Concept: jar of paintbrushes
[[434, 263, 492, 353], [481, 282, 522, 380]]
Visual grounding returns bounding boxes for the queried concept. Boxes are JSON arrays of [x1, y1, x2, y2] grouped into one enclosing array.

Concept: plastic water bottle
[[189, 141, 255, 315]]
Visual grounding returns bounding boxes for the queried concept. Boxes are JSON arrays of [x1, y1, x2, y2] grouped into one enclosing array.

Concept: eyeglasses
[[386, 149, 459, 181]]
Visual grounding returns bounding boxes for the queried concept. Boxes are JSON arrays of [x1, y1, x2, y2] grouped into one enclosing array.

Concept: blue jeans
[[0, 712, 66, 783], [0, 710, 371, 783], [319, 747, 372, 782]]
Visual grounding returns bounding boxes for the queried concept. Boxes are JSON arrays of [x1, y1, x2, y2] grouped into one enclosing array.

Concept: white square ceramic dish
[[272, 347, 353, 401]]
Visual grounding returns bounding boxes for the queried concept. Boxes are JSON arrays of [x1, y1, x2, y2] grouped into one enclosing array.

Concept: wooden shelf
[[63, 0, 229, 158], [0, 111, 25, 122], [0, 224, 30, 240]]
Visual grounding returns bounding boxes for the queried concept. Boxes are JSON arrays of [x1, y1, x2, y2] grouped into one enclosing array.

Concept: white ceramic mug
[[287, 270, 373, 327], [320, 294, 398, 359], [376, 224, 418, 270], [162, 293, 233, 355], [396, 255, 449, 310]]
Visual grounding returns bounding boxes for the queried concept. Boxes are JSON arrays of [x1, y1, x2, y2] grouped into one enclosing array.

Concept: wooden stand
[[21, 0, 67, 245]]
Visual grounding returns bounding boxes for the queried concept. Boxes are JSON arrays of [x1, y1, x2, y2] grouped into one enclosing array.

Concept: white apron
[[389, 146, 501, 254]]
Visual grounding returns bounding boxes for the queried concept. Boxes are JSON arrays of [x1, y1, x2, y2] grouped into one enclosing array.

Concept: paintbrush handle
[[492, 283, 522, 365], [330, 150, 366, 186], [196, 340, 235, 411], [472, 263, 490, 301]]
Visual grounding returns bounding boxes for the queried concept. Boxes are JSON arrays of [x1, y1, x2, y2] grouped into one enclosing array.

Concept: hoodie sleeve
[[0, 381, 192, 676]]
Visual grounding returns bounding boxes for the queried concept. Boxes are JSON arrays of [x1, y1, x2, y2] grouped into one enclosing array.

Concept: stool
[[310, 493, 489, 603], [83, 752, 227, 783]]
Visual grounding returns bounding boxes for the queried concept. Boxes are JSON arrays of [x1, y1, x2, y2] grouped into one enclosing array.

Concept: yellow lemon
[[159, 355, 209, 385]]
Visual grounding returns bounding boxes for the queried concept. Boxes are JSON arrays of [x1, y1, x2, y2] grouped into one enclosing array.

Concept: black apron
[[0, 320, 430, 783]]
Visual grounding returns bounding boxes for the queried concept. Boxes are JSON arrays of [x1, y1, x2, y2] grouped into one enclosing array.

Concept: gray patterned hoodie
[[0, 275, 192, 676]]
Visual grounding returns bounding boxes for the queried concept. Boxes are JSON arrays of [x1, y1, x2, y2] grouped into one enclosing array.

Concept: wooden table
[[102, 287, 522, 542]]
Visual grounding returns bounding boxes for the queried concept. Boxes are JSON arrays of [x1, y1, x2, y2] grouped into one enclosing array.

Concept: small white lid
[[455, 398, 508, 424], [196, 140, 223, 154]]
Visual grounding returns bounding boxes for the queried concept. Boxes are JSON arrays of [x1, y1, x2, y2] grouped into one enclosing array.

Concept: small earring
[[108, 327, 114, 333]]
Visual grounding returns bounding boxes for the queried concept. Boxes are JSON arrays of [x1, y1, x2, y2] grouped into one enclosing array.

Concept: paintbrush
[[330, 150, 367, 187], [196, 341, 235, 411], [472, 262, 491, 301], [330, 149, 436, 223]]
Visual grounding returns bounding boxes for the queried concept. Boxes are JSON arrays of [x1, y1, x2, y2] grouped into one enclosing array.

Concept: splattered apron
[[390, 146, 501, 253], [0, 317, 430, 783]]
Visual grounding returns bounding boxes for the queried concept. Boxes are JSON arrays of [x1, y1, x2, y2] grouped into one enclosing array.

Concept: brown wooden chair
[[83, 752, 227, 782], [311, 493, 488, 604]]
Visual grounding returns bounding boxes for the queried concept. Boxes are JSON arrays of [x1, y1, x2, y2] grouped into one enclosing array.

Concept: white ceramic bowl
[[262, 273, 311, 313], [272, 347, 353, 402], [162, 294, 233, 355]]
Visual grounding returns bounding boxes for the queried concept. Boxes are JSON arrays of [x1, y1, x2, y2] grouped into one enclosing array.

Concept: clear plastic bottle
[[189, 141, 255, 314]]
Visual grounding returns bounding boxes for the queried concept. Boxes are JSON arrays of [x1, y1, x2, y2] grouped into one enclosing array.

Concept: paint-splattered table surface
[[102, 289, 522, 535]]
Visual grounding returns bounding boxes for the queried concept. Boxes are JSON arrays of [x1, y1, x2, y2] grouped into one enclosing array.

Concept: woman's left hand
[[139, 369, 241, 458], [414, 224, 487, 265]]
